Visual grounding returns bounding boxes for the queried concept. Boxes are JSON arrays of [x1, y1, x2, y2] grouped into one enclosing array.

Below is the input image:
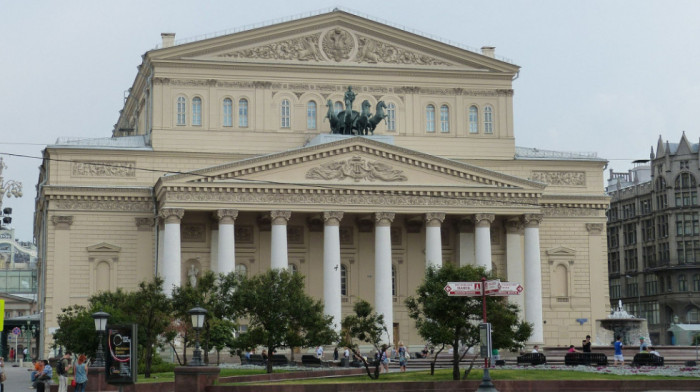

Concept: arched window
[[386, 103, 396, 131], [426, 105, 435, 133], [288, 263, 297, 274], [340, 264, 348, 296], [469, 105, 478, 133], [392, 264, 397, 296], [176, 97, 187, 125], [238, 98, 248, 127], [192, 97, 202, 126], [223, 98, 233, 127], [440, 105, 449, 133], [484, 105, 493, 134], [281, 99, 291, 128], [674, 173, 697, 207], [307, 101, 317, 129], [679, 274, 688, 292], [235, 263, 247, 278], [334, 101, 343, 115]]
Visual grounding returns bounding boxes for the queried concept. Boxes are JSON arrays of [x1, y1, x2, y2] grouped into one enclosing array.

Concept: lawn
[[135, 368, 286, 383]]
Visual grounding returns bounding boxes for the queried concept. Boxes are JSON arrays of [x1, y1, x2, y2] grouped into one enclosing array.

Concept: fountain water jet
[[595, 300, 650, 346]]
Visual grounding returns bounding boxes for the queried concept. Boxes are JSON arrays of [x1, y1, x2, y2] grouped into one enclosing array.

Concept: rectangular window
[[386, 103, 396, 131], [307, 102, 317, 130], [644, 274, 658, 295], [440, 106, 449, 133], [642, 245, 656, 268], [610, 278, 621, 299], [281, 100, 291, 128], [238, 99, 248, 127], [623, 223, 636, 246], [640, 198, 652, 214], [609, 252, 620, 274], [642, 219, 654, 242], [624, 249, 638, 271], [177, 97, 186, 125], [192, 97, 202, 126], [426, 105, 435, 133], [223, 99, 233, 127], [608, 226, 619, 248], [657, 215, 668, 238]]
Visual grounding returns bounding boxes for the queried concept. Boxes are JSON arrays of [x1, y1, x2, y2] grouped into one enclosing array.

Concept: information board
[[105, 324, 138, 385]]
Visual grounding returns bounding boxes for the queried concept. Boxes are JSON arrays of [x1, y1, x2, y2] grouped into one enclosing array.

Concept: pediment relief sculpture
[[216, 27, 454, 66], [306, 155, 407, 182]]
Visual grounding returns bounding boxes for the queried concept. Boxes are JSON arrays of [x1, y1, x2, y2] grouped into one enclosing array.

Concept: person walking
[[57, 351, 72, 392], [398, 342, 407, 372], [73, 354, 88, 392], [614, 336, 624, 366]]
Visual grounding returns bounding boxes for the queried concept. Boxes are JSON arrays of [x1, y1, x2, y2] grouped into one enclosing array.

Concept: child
[[614, 336, 624, 366]]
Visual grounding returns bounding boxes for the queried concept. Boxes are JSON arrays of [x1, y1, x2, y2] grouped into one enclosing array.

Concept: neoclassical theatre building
[[35, 10, 610, 355]]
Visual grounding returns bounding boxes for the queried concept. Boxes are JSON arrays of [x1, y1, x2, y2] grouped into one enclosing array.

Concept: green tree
[[125, 277, 172, 378], [405, 264, 532, 380], [222, 269, 337, 373], [339, 299, 390, 380]]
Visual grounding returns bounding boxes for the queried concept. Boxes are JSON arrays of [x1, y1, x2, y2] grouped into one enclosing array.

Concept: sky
[[1, 0, 700, 241]]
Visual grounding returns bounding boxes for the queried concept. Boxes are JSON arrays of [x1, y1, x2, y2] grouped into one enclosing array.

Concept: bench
[[632, 353, 664, 367], [240, 354, 266, 365], [270, 354, 289, 366], [517, 353, 547, 366], [301, 354, 330, 367], [564, 352, 608, 366]]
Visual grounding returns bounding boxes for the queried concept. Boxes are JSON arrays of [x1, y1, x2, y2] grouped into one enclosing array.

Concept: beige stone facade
[[34, 10, 609, 356]]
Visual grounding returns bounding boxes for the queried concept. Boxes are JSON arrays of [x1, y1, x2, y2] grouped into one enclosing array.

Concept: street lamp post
[[92, 311, 110, 368], [188, 306, 207, 366]]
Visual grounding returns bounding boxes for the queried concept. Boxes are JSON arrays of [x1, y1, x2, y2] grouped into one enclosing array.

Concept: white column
[[425, 213, 445, 269], [375, 212, 395, 345], [160, 208, 184, 297], [216, 209, 238, 275], [474, 213, 495, 271], [323, 211, 343, 332], [505, 218, 525, 313], [270, 210, 291, 270], [523, 213, 544, 344], [210, 228, 218, 273], [157, 218, 165, 277], [458, 218, 475, 267]]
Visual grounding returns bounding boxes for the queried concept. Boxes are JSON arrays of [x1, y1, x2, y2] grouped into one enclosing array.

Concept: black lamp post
[[92, 311, 110, 367], [188, 306, 207, 366]]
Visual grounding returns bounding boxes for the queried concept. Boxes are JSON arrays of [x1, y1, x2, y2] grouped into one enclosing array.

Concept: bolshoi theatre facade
[[34, 10, 610, 355]]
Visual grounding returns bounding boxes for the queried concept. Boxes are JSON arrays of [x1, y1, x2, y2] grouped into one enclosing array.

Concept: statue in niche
[[188, 264, 199, 287]]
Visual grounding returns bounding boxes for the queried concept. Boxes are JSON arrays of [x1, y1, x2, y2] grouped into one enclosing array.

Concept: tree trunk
[[431, 345, 445, 376], [145, 345, 153, 378], [452, 338, 460, 381], [266, 343, 274, 374]]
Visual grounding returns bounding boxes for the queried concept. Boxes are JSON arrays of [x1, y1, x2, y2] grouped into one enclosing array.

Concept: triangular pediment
[[87, 242, 121, 253], [149, 10, 518, 73], [162, 137, 543, 192]]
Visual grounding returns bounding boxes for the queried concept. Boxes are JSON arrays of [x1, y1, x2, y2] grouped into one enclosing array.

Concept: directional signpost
[[444, 279, 523, 392]]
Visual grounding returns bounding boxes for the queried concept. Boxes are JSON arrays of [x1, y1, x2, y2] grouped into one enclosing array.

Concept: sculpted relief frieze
[[531, 171, 586, 186], [72, 161, 136, 177], [54, 200, 153, 212], [354, 35, 452, 66], [306, 156, 407, 182], [219, 33, 323, 61]]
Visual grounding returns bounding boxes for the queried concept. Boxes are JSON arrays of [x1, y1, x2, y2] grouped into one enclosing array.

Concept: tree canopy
[[405, 264, 532, 380], [340, 299, 390, 379]]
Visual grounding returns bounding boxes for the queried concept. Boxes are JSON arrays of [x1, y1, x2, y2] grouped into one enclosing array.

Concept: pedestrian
[[58, 351, 72, 392], [531, 345, 540, 354], [614, 336, 624, 366], [333, 346, 339, 361], [398, 341, 407, 372], [380, 345, 390, 373], [567, 345, 579, 353], [73, 354, 89, 392], [315, 345, 324, 359], [639, 336, 648, 352], [0, 356, 5, 392], [582, 335, 592, 352]]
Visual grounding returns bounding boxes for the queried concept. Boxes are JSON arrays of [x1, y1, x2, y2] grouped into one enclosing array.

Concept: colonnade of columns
[[157, 208, 544, 344]]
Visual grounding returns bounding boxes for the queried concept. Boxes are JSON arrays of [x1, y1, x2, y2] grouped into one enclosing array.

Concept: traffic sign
[[444, 281, 482, 296], [484, 279, 501, 295], [12, 327, 20, 335], [491, 282, 524, 296]]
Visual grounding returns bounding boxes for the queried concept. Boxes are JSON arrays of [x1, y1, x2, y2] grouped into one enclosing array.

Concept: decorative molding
[[271, 210, 292, 225], [54, 200, 153, 212], [354, 35, 452, 66], [321, 28, 355, 62], [522, 213, 544, 227], [219, 33, 323, 61], [339, 226, 354, 245], [287, 225, 304, 245], [323, 211, 344, 226], [306, 155, 408, 182], [216, 209, 238, 224], [71, 161, 136, 177], [135, 217, 155, 231], [235, 226, 254, 245], [425, 213, 446, 226], [375, 212, 395, 226], [51, 215, 73, 229], [531, 171, 586, 186], [474, 213, 495, 226], [586, 223, 604, 234], [182, 224, 206, 242], [159, 208, 185, 223], [543, 207, 605, 217]]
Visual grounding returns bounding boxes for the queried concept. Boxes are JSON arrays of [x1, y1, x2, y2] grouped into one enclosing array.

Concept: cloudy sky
[[2, 0, 699, 240]]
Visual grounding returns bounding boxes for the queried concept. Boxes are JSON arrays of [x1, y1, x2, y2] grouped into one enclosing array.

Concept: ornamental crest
[[321, 28, 355, 62], [306, 156, 407, 182]]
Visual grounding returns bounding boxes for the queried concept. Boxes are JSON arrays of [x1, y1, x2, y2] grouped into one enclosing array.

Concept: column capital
[[522, 213, 544, 227], [159, 208, 184, 223], [323, 211, 344, 226], [505, 218, 521, 233], [586, 223, 604, 234], [474, 213, 495, 227], [425, 213, 446, 227], [51, 215, 74, 230], [374, 212, 395, 227], [216, 209, 239, 224], [271, 210, 291, 225], [135, 217, 156, 231]]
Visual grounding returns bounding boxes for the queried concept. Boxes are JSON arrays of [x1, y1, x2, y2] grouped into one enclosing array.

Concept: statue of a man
[[188, 264, 199, 287], [344, 86, 356, 107]]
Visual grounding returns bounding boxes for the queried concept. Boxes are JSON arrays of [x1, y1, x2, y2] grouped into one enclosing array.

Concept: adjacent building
[[34, 9, 610, 356], [607, 134, 700, 345]]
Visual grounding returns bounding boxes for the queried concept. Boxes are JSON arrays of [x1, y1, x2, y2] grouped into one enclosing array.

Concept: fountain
[[595, 300, 650, 346]]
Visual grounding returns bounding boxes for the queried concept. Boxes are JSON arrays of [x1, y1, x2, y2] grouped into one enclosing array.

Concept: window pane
[[192, 97, 202, 126], [223, 98, 233, 127], [177, 97, 186, 125], [238, 99, 248, 127], [469, 106, 478, 133], [387, 103, 396, 131], [341, 265, 347, 296], [426, 105, 435, 133], [440, 105, 449, 133], [484, 106, 493, 134], [307, 101, 316, 129]]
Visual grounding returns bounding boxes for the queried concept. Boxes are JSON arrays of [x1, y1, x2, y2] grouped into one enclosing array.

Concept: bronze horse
[[325, 99, 388, 135]]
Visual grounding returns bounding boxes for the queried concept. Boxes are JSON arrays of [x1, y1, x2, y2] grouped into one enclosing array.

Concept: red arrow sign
[[490, 282, 524, 296], [444, 282, 482, 296]]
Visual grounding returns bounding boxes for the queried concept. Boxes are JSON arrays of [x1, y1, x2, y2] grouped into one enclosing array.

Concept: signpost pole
[[476, 276, 498, 392]]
